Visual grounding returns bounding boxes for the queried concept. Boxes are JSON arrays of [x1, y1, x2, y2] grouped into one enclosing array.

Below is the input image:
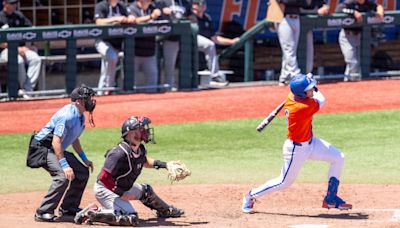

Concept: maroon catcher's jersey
[[98, 141, 147, 196]]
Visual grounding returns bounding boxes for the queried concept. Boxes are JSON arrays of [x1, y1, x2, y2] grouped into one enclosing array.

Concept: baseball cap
[[193, 0, 206, 5], [5, 0, 19, 4]]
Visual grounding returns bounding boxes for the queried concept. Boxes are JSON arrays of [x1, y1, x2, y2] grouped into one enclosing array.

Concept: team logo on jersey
[[137, 163, 142, 169], [55, 124, 65, 136]]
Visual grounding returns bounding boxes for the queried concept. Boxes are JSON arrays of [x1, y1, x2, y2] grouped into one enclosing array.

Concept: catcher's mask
[[70, 85, 96, 127], [121, 116, 155, 144], [70, 85, 96, 112]]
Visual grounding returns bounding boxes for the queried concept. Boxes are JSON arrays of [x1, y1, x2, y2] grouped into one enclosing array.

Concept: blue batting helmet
[[289, 74, 316, 99]]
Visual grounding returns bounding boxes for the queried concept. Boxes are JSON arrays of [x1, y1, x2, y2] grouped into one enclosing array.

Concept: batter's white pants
[[278, 16, 301, 83], [339, 29, 361, 77], [93, 182, 143, 214], [0, 48, 41, 91], [250, 137, 345, 199]]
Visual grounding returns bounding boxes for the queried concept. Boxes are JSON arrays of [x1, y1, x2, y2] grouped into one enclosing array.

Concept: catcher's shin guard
[[140, 184, 184, 218], [88, 209, 138, 226]]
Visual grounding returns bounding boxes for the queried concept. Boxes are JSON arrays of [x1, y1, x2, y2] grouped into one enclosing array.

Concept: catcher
[[74, 116, 190, 226]]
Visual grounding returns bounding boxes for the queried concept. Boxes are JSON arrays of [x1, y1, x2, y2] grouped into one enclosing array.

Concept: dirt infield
[[1, 79, 400, 227], [0, 184, 399, 228]]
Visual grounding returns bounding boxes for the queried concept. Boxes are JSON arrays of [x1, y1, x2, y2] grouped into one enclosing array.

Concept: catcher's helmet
[[121, 116, 154, 143], [70, 85, 96, 112], [289, 74, 316, 99]]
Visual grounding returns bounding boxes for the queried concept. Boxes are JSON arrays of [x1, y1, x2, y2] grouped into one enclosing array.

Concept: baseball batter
[[242, 74, 352, 213], [336, 0, 384, 81], [277, 0, 329, 86]]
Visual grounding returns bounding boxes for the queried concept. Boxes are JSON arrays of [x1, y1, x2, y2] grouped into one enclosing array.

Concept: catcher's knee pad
[[89, 209, 138, 226], [140, 184, 184, 218]]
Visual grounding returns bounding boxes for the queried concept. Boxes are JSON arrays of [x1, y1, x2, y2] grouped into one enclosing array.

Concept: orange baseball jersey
[[284, 92, 320, 142]]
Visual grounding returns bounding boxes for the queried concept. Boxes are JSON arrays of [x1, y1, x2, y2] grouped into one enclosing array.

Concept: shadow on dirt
[[254, 211, 369, 220], [54, 216, 209, 227], [138, 218, 209, 227]]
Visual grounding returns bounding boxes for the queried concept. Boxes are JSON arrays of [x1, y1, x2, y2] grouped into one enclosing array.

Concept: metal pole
[[66, 39, 77, 94], [123, 36, 135, 91], [7, 42, 19, 99], [360, 25, 372, 78], [244, 39, 254, 82], [179, 22, 193, 89]]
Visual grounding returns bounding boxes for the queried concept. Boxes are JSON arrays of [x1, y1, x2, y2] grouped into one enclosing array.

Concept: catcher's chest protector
[[110, 143, 147, 191]]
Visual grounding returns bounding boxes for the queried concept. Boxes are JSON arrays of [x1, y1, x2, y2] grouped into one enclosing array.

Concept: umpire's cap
[[70, 85, 95, 102]]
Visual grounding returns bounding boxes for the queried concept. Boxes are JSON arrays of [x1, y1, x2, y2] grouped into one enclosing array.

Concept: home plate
[[289, 225, 328, 228]]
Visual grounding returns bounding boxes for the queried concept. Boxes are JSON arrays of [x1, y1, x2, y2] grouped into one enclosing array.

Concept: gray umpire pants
[[37, 151, 89, 215], [197, 35, 220, 78], [339, 29, 361, 76], [0, 48, 41, 91], [163, 40, 179, 87], [135, 55, 158, 91], [95, 40, 119, 91], [277, 16, 301, 83], [93, 182, 143, 214]]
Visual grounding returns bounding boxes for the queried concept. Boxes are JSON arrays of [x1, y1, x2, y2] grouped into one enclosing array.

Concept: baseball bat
[[256, 101, 285, 132]]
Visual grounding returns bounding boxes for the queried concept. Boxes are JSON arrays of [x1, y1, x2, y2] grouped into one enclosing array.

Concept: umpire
[[27, 85, 96, 222]]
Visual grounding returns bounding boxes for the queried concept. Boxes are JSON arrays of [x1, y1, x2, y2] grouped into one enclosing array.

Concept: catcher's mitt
[[166, 160, 191, 182]]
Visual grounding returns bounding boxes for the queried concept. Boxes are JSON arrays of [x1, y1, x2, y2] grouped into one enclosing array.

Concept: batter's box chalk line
[[288, 225, 328, 228]]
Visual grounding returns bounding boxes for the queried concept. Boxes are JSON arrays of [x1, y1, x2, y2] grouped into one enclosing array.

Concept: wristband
[[154, 160, 167, 169], [59, 158, 70, 169], [78, 151, 89, 162]]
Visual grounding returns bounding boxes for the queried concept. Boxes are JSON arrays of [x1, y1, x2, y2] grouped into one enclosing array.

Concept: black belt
[[293, 138, 313, 146]]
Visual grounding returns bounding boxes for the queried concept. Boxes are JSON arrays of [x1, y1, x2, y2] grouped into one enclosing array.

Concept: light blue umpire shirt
[[35, 104, 85, 151]]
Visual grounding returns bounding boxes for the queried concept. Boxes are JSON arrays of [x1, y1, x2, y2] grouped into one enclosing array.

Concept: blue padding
[[325, 177, 339, 204]]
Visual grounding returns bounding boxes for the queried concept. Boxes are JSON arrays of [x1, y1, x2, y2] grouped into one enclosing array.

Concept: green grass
[[0, 110, 399, 193]]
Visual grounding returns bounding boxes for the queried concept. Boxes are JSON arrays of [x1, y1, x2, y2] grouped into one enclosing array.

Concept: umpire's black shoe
[[34, 213, 57, 222], [59, 207, 82, 217]]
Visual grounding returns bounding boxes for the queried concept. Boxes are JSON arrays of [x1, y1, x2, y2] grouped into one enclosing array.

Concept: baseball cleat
[[157, 206, 184, 218], [34, 213, 57, 222], [242, 192, 255, 213], [322, 196, 352, 210], [74, 203, 98, 224]]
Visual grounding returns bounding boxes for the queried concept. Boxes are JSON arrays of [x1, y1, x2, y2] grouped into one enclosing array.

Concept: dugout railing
[[219, 11, 400, 81], [0, 21, 198, 99]]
